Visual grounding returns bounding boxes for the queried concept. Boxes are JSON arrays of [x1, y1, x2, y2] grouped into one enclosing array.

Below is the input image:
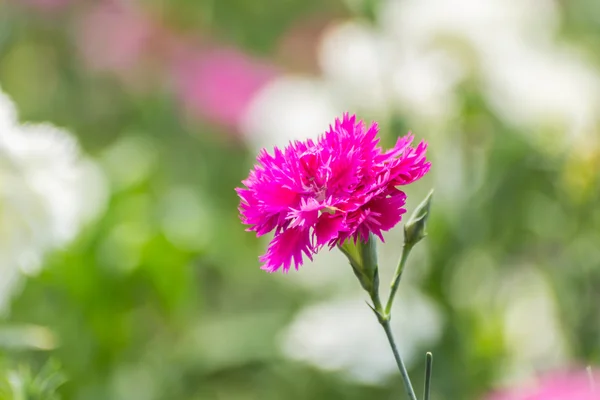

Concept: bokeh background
[[0, 0, 599, 399]]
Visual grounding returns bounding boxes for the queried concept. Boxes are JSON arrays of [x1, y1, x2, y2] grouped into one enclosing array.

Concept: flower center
[[299, 151, 328, 200]]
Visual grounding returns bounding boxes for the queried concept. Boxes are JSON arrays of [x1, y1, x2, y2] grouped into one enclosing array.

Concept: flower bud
[[403, 189, 433, 248]]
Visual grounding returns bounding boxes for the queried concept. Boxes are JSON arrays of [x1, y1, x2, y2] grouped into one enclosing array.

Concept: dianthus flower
[[487, 370, 599, 400], [237, 113, 430, 272]]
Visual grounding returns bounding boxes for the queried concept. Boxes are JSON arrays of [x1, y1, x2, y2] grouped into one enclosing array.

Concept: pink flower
[[172, 48, 278, 130], [487, 370, 599, 400], [76, 2, 155, 78], [237, 113, 430, 272]]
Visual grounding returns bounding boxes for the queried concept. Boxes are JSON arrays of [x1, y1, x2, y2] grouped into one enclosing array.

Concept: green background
[[0, 0, 599, 399]]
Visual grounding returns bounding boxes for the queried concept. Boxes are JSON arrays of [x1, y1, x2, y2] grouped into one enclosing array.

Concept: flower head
[[237, 113, 430, 272]]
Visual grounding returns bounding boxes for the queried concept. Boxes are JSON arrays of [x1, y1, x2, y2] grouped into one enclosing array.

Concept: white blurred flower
[[448, 254, 569, 385], [279, 289, 442, 385], [497, 267, 569, 384], [0, 87, 107, 313], [380, 0, 599, 146], [482, 45, 600, 143], [244, 0, 600, 152], [389, 49, 464, 121], [318, 22, 394, 114], [318, 20, 463, 123], [240, 75, 342, 151], [380, 0, 559, 52]]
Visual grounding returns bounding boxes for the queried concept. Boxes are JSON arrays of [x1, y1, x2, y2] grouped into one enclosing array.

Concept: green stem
[[371, 288, 383, 313], [424, 352, 433, 400], [380, 319, 418, 400], [384, 243, 413, 315]]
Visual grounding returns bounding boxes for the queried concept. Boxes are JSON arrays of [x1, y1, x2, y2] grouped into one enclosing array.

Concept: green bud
[[338, 233, 379, 295], [404, 189, 434, 247]]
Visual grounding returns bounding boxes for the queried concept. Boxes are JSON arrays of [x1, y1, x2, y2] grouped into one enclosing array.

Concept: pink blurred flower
[[172, 48, 278, 130], [237, 113, 430, 272], [73, 0, 280, 134], [76, 2, 155, 78], [487, 370, 599, 400]]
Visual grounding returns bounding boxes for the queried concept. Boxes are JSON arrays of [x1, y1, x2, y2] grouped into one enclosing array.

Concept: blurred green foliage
[[0, 360, 66, 400]]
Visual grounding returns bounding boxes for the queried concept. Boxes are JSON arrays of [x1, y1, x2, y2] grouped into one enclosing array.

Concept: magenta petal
[[390, 140, 431, 186], [259, 227, 313, 273], [367, 191, 407, 232], [287, 197, 324, 229], [314, 214, 345, 247]]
